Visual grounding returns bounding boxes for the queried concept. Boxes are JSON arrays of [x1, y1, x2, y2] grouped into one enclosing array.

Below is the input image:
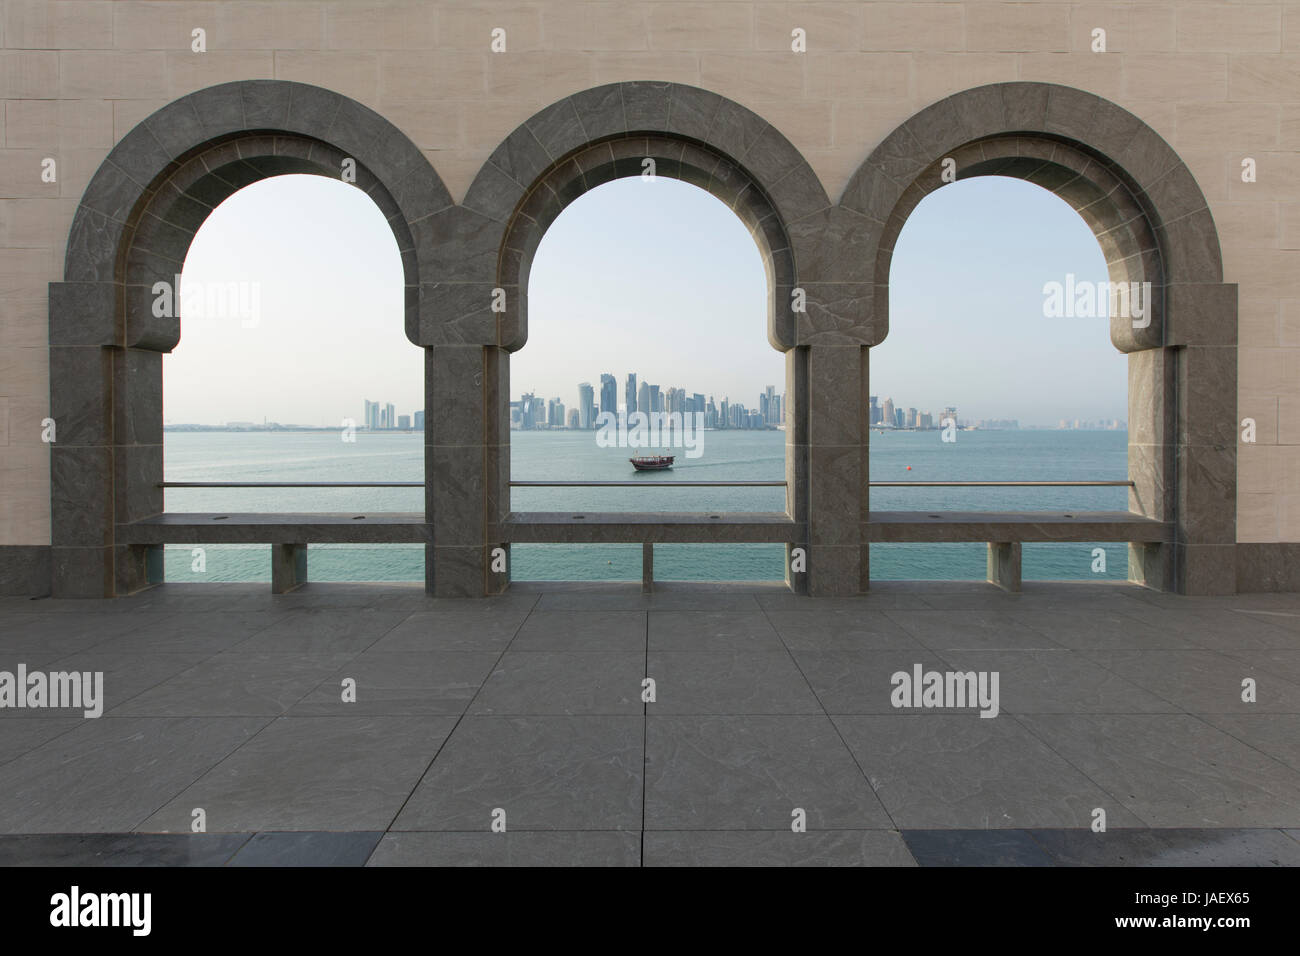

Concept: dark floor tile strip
[[226, 831, 385, 867], [901, 829, 1057, 867], [0, 833, 253, 867]]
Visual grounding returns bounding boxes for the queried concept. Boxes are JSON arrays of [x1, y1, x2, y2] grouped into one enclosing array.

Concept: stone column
[[805, 344, 867, 596]]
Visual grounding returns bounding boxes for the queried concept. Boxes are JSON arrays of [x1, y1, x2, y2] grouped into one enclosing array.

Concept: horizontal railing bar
[[510, 480, 787, 487], [162, 482, 423, 488], [164, 479, 1131, 488], [869, 480, 1134, 487]]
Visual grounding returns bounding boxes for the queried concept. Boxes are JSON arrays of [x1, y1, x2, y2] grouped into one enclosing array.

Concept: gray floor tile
[[644, 829, 917, 866], [469, 652, 644, 715], [644, 715, 892, 830], [290, 651, 500, 715], [833, 714, 1145, 829], [393, 716, 644, 831], [648, 610, 785, 652], [1212, 649, 1300, 687], [1081, 648, 1300, 713], [0, 612, 146, 656], [764, 609, 924, 651], [883, 610, 1064, 649], [902, 829, 1056, 866], [110, 653, 358, 717], [366, 610, 529, 653], [1201, 714, 1300, 773], [507, 611, 647, 652], [141, 714, 457, 832], [1019, 714, 1300, 827], [934, 648, 1178, 714], [0, 718, 84, 765], [1109, 607, 1300, 650], [228, 609, 410, 654], [1, 652, 212, 720], [647, 650, 821, 715], [1027, 827, 1300, 866], [88, 611, 292, 654], [0, 832, 251, 866], [369, 830, 642, 866], [0, 716, 271, 832], [791, 650, 972, 715], [227, 830, 384, 866], [1006, 609, 1201, 650]]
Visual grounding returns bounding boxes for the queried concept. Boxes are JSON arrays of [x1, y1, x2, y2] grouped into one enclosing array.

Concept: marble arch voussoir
[[423, 82, 848, 353]]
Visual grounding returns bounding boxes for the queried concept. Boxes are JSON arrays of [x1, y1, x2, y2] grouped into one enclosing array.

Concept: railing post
[[642, 542, 654, 594]]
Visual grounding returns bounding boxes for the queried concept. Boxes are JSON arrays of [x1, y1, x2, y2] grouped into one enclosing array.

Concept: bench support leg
[[642, 542, 654, 594], [272, 543, 307, 594], [987, 541, 1021, 592]]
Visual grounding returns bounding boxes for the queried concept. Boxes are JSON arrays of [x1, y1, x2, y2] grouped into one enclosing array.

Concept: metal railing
[[160, 480, 1132, 488]]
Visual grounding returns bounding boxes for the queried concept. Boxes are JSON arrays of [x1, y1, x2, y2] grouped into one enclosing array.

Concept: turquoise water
[[163, 429, 1130, 583]]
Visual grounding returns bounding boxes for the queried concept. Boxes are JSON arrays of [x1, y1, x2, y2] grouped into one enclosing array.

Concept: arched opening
[[849, 83, 1237, 595], [163, 174, 418, 583], [509, 176, 785, 582], [50, 81, 446, 597], [873, 175, 1129, 581]]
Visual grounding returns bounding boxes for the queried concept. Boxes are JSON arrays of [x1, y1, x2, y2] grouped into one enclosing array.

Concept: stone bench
[[120, 513, 429, 593], [867, 510, 1172, 592]]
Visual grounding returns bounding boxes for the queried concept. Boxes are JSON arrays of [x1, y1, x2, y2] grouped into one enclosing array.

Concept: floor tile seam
[[1184, 711, 1300, 781], [379, 601, 540, 833], [1005, 711, 1155, 829], [124, 713, 280, 833]]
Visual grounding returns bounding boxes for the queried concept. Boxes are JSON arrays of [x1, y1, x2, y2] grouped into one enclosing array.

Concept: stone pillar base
[[272, 543, 307, 594], [987, 541, 1022, 592]]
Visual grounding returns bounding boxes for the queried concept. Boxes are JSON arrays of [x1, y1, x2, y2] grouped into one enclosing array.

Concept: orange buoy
[[906, 465, 912, 470]]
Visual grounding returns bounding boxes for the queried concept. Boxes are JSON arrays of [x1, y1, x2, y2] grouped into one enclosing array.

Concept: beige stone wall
[[2, 0, 1298, 546]]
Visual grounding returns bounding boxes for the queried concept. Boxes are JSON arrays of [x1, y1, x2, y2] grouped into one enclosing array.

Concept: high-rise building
[[882, 397, 896, 428], [567, 407, 580, 429], [908, 407, 918, 428], [577, 382, 595, 429], [942, 405, 958, 426], [625, 374, 637, 415], [364, 400, 378, 431], [414, 410, 424, 431], [600, 374, 616, 422], [637, 381, 650, 417], [397, 414, 411, 430], [771, 394, 782, 426], [386, 403, 396, 430], [764, 385, 777, 424], [647, 384, 661, 414]]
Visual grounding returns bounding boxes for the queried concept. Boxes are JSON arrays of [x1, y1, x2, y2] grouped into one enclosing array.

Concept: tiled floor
[[3, 580, 1300, 866]]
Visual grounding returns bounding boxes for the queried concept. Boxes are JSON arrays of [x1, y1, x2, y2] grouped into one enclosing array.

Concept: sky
[[166, 171, 1125, 427]]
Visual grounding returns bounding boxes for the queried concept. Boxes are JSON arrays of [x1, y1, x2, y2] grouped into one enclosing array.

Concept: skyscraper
[[386, 403, 396, 431], [625, 373, 637, 415], [764, 385, 776, 424], [578, 382, 595, 429], [414, 410, 424, 431], [882, 397, 896, 429], [600, 374, 616, 422], [637, 381, 650, 417], [648, 384, 661, 414]]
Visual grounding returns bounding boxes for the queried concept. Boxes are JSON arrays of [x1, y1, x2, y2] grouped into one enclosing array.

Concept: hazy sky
[[167, 171, 1124, 427]]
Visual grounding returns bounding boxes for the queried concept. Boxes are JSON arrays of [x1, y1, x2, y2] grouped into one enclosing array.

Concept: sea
[[163, 428, 1131, 584]]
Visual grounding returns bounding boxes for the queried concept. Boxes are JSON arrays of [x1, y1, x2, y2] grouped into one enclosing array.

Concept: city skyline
[[165, 174, 1127, 427], [513, 373, 784, 431]]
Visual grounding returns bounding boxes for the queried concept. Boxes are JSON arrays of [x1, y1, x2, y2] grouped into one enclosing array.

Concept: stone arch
[[51, 80, 451, 596], [841, 82, 1237, 593], [419, 81, 843, 596]]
